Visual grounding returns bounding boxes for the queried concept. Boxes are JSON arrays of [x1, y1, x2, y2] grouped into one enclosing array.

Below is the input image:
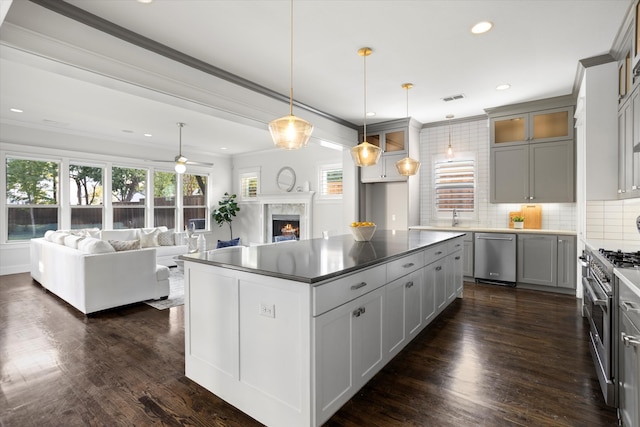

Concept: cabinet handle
[[402, 262, 415, 268], [621, 301, 640, 313], [435, 266, 442, 271], [455, 256, 461, 260], [405, 281, 414, 289], [558, 240, 563, 244], [352, 307, 366, 317], [351, 282, 367, 291], [622, 332, 640, 347], [529, 196, 534, 200], [455, 244, 461, 247], [435, 251, 443, 255]]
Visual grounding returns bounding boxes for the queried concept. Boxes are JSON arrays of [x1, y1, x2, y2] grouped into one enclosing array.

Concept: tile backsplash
[[586, 199, 640, 242], [420, 118, 577, 231]]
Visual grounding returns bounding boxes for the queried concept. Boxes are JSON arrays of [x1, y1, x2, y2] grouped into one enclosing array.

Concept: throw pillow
[[64, 234, 85, 249], [216, 237, 240, 248], [140, 228, 160, 248], [78, 237, 116, 254], [157, 229, 175, 246], [108, 239, 141, 252], [51, 231, 70, 245]]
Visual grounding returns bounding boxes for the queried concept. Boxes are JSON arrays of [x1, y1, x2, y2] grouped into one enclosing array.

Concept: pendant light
[[351, 47, 382, 167], [175, 122, 187, 174], [395, 83, 420, 176], [446, 114, 455, 160], [268, 0, 314, 150]]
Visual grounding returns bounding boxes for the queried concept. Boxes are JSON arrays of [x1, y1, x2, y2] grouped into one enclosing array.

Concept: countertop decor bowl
[[350, 225, 376, 241]]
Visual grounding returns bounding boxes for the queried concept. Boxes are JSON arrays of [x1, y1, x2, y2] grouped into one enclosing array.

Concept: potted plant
[[212, 192, 240, 238], [512, 215, 525, 229]]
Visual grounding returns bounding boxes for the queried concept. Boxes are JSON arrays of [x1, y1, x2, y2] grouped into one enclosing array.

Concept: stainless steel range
[[581, 247, 640, 407]]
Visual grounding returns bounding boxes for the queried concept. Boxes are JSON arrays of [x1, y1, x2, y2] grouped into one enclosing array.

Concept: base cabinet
[[184, 235, 464, 427], [315, 286, 385, 425], [463, 233, 474, 278], [516, 234, 576, 290]]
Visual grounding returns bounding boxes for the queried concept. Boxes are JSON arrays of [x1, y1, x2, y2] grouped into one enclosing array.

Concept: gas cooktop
[[599, 249, 640, 268]]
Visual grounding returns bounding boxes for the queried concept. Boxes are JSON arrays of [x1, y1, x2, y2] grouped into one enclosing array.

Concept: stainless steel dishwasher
[[474, 232, 516, 286]]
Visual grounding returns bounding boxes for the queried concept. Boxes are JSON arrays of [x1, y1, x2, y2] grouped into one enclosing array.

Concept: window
[[433, 158, 475, 215], [112, 166, 146, 229], [318, 164, 343, 199], [69, 164, 103, 229], [6, 157, 59, 240], [153, 171, 176, 228], [183, 173, 207, 231], [239, 168, 259, 200]]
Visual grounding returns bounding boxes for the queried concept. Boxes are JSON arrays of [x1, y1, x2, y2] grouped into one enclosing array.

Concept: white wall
[[419, 118, 577, 230], [230, 142, 349, 244]]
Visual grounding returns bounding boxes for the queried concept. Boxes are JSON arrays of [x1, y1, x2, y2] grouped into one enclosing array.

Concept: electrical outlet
[[259, 303, 275, 318]]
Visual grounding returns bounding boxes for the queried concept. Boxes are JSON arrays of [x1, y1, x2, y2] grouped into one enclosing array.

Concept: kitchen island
[[180, 230, 464, 427]]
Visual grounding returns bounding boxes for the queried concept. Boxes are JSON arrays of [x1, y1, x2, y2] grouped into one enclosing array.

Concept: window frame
[[69, 161, 104, 230], [238, 167, 260, 201], [432, 153, 477, 221], [317, 163, 343, 201]]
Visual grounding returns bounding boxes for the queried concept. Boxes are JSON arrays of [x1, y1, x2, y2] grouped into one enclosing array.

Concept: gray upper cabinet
[[359, 121, 410, 183], [488, 99, 575, 203], [490, 139, 574, 203], [618, 84, 640, 197], [490, 106, 574, 147]]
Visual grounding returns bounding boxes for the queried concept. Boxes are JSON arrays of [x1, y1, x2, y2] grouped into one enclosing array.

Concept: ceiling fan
[[153, 122, 213, 173]]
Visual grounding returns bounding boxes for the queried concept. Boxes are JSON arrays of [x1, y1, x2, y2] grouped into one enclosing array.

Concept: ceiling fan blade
[[186, 160, 214, 167]]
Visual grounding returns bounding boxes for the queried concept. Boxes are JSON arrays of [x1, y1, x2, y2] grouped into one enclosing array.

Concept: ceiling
[[0, 0, 633, 158]]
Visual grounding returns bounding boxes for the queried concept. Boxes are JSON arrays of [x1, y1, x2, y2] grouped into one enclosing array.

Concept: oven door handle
[[621, 300, 640, 313], [583, 278, 608, 306]]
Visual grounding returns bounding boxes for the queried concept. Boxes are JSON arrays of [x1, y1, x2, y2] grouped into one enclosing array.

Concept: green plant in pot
[[512, 215, 525, 229], [212, 192, 240, 238]]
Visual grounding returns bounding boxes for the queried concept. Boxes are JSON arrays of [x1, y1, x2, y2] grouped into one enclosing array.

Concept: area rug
[[144, 268, 184, 310]]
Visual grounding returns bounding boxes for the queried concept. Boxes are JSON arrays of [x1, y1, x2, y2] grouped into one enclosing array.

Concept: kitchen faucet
[[452, 208, 459, 227]]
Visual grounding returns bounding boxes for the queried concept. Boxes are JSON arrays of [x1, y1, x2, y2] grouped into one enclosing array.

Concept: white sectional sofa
[[29, 227, 187, 314]]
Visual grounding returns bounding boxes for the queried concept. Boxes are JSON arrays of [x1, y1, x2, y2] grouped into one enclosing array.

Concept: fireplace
[[272, 214, 300, 242], [259, 192, 314, 243]]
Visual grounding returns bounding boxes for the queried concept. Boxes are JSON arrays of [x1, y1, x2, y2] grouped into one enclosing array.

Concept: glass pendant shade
[[446, 143, 454, 160], [351, 140, 382, 166], [396, 156, 420, 176], [269, 114, 314, 150], [174, 161, 187, 174]]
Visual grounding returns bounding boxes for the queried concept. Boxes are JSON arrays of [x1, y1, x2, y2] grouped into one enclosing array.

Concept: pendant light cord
[[363, 51, 367, 138], [289, 0, 294, 116]]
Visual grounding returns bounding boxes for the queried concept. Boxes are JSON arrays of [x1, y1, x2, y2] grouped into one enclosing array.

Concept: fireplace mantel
[[258, 192, 315, 243], [257, 191, 315, 204]]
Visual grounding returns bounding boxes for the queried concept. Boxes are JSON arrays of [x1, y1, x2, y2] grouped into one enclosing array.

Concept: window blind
[[320, 167, 343, 197], [434, 159, 475, 212]]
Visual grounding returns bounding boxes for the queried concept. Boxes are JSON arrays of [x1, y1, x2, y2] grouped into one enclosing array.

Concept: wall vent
[[441, 94, 466, 102]]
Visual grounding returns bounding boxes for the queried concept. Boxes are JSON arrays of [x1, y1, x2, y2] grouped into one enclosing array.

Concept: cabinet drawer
[[387, 251, 423, 282], [448, 237, 464, 253], [424, 243, 447, 265], [313, 264, 386, 316]]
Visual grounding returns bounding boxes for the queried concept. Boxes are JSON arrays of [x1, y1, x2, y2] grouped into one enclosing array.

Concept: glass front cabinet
[[490, 106, 573, 147], [359, 120, 410, 183]]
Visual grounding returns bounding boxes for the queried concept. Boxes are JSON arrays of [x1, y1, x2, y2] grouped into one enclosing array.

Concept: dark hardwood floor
[[0, 273, 618, 426]]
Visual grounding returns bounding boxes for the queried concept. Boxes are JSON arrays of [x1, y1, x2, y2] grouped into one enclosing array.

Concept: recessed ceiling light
[[366, 112, 376, 117], [10, 108, 23, 113], [220, 147, 228, 150], [471, 21, 493, 34], [143, 133, 153, 137], [137, 0, 153, 3], [496, 84, 511, 91]]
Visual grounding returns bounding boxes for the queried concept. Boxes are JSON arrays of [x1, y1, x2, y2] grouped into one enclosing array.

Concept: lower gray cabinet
[[557, 235, 576, 289], [517, 234, 558, 286], [516, 233, 576, 289], [463, 232, 474, 277]]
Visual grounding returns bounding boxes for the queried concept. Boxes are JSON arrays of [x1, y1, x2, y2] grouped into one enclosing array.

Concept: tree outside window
[[112, 166, 146, 229], [69, 164, 103, 229], [6, 158, 59, 240], [154, 171, 176, 228], [183, 173, 207, 231]]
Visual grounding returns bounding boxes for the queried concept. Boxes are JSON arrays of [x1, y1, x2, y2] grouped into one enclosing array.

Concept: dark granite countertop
[[180, 229, 465, 284]]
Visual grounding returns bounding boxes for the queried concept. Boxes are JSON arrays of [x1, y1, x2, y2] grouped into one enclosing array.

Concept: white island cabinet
[[182, 231, 464, 427]]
